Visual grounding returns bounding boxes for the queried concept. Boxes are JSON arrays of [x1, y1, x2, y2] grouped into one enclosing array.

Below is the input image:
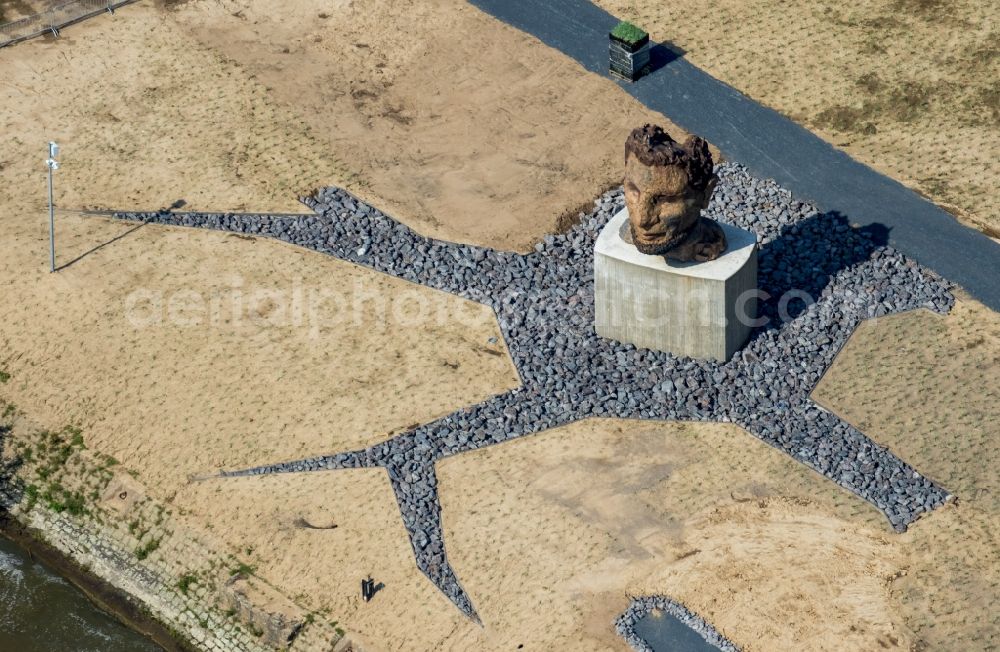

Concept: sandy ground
[[0, 0, 691, 251], [171, 299, 1000, 651], [0, 0, 53, 23], [0, 0, 690, 515], [0, 4, 351, 215], [168, 0, 695, 250], [596, 0, 1000, 236], [814, 296, 1000, 650], [180, 419, 903, 652], [0, 213, 520, 499], [176, 469, 474, 652], [438, 420, 905, 652], [0, 0, 708, 648], [0, 2, 684, 644], [1, 1, 997, 650]]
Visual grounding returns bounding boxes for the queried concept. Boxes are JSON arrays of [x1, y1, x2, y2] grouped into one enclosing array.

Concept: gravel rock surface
[[115, 162, 955, 629]]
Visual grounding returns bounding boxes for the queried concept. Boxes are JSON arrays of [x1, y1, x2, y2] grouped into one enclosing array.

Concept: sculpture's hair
[[624, 124, 715, 191]]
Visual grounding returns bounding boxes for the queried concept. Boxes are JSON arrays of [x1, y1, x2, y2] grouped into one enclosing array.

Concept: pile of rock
[[114, 161, 955, 629]]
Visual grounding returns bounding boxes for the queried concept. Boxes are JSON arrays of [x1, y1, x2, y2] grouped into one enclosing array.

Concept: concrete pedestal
[[594, 208, 758, 362]]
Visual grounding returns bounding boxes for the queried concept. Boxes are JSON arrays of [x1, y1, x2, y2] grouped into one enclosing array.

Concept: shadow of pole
[[56, 223, 146, 272]]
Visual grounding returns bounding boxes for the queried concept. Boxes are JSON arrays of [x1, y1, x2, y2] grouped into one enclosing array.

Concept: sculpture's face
[[624, 153, 716, 252]]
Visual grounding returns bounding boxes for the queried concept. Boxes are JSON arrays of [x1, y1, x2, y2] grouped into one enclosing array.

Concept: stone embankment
[[0, 407, 355, 652]]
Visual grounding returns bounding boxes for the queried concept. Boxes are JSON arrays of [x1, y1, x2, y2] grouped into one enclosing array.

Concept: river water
[[0, 535, 162, 651]]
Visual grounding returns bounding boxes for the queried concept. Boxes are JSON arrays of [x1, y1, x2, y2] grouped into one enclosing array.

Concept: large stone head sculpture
[[624, 124, 726, 262]]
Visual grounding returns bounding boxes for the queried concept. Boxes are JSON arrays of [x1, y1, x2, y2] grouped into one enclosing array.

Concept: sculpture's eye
[[625, 181, 640, 196], [654, 193, 682, 205]]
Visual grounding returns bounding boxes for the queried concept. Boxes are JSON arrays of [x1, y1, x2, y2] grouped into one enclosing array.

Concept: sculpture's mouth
[[624, 219, 687, 254]]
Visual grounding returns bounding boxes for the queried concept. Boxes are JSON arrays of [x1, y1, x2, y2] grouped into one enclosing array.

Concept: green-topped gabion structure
[[609, 21, 650, 81]]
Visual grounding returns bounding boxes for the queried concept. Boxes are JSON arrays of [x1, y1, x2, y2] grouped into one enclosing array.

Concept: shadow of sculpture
[[750, 210, 892, 332]]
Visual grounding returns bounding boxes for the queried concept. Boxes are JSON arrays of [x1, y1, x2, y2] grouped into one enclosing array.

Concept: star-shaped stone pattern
[[118, 163, 955, 621]]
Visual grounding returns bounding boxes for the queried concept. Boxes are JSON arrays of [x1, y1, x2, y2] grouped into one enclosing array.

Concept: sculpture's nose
[[635, 192, 660, 228]]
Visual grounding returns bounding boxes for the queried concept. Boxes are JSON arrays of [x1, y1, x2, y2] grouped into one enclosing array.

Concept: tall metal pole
[[46, 141, 59, 273], [48, 160, 55, 273]]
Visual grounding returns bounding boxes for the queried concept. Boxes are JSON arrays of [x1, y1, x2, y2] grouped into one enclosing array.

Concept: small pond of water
[[633, 609, 722, 652]]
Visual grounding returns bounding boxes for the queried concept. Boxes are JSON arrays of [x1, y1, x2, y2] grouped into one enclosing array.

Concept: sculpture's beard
[[628, 219, 691, 255]]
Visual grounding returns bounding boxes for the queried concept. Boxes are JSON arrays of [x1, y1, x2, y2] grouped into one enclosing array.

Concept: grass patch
[[16, 425, 93, 516], [814, 104, 878, 134], [35, 427, 84, 479], [23, 483, 38, 511], [890, 0, 947, 19], [975, 85, 1000, 127], [610, 21, 647, 45], [886, 81, 933, 122], [856, 72, 883, 95], [135, 538, 161, 561], [0, 370, 10, 384], [176, 573, 198, 595], [230, 561, 256, 578], [41, 483, 87, 515]]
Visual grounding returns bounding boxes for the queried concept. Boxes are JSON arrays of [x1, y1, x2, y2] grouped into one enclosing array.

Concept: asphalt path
[[469, 0, 1000, 311]]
